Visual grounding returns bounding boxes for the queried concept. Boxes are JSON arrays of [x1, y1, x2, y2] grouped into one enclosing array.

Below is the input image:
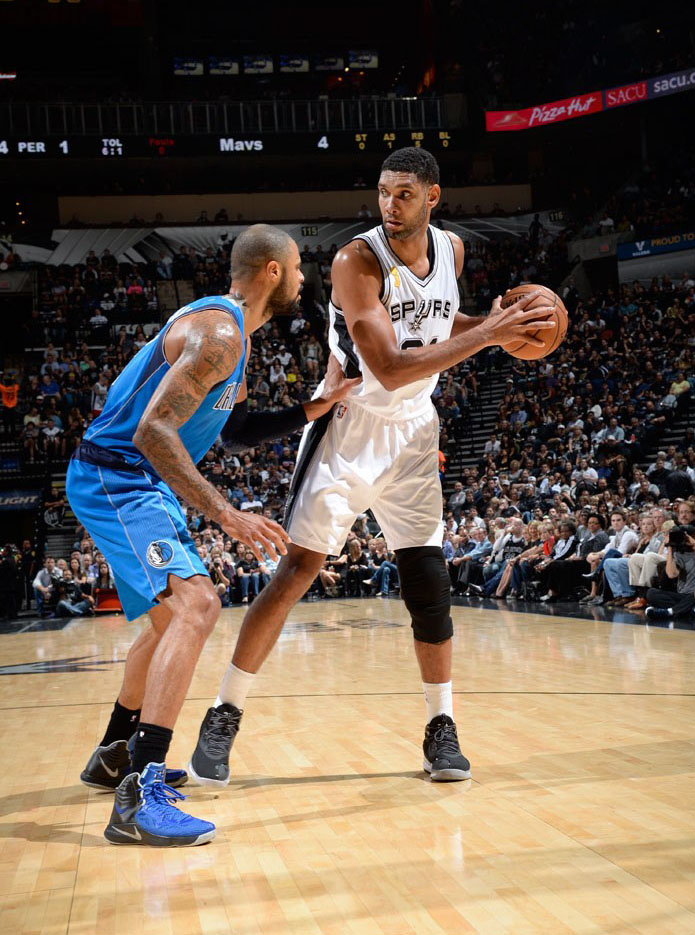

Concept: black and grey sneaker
[[422, 714, 472, 781], [80, 740, 130, 791], [188, 703, 243, 788], [81, 738, 188, 791]]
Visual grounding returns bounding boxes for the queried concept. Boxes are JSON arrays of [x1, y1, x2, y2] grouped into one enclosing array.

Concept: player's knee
[[170, 578, 220, 637], [195, 587, 221, 634], [395, 546, 453, 644], [276, 545, 325, 590]]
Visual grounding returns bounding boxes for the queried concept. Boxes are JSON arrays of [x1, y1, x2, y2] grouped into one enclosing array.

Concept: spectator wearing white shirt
[[100, 293, 116, 314], [582, 510, 640, 603], [276, 345, 292, 367], [91, 374, 109, 416], [32, 556, 61, 616], [483, 434, 501, 458], [268, 361, 286, 385], [89, 310, 108, 329], [598, 212, 615, 234], [289, 310, 306, 336], [571, 458, 598, 493]]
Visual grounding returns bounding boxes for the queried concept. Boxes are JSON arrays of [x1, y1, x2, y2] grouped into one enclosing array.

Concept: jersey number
[[400, 338, 439, 350]]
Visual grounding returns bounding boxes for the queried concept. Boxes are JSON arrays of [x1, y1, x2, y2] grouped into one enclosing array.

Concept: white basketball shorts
[[284, 399, 443, 555]]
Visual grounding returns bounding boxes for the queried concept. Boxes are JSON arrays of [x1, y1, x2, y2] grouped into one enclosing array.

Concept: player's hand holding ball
[[493, 285, 568, 360]]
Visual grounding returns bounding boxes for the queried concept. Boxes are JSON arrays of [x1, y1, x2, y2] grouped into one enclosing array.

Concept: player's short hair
[[230, 223, 294, 280], [380, 147, 440, 186]]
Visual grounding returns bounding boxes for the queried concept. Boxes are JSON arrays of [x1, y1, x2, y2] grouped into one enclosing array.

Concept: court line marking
[[1, 690, 694, 712]]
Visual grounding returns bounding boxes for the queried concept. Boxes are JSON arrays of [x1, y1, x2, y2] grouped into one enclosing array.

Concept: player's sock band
[[131, 722, 173, 775], [100, 699, 141, 747]]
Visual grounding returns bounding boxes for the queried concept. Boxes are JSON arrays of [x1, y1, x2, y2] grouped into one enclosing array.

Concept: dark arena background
[[0, 1, 694, 933]]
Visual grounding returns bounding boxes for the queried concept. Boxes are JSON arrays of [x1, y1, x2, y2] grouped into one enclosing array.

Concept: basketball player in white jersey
[[189, 148, 555, 784]]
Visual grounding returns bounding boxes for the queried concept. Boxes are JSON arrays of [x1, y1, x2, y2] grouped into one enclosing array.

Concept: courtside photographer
[[645, 524, 695, 621]]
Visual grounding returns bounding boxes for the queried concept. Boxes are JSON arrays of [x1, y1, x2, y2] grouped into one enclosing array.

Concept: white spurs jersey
[[328, 224, 460, 420]]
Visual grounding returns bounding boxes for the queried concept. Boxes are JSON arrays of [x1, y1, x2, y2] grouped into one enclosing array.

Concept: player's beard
[[264, 268, 302, 320], [386, 197, 429, 241]]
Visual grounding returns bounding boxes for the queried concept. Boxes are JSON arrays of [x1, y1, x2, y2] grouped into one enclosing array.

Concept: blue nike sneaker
[[104, 763, 216, 846], [80, 739, 188, 791]]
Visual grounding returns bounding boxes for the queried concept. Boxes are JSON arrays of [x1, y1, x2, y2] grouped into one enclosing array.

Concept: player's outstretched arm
[[133, 309, 289, 561], [332, 242, 556, 392]]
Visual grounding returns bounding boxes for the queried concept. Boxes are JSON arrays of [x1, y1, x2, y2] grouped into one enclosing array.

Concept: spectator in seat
[[603, 514, 663, 607], [319, 555, 345, 597], [509, 521, 555, 597], [209, 552, 232, 606], [469, 517, 526, 597], [448, 532, 476, 592], [669, 371, 691, 408], [94, 561, 115, 591], [534, 520, 579, 600], [364, 539, 399, 597], [494, 521, 542, 598], [289, 309, 307, 337], [448, 481, 466, 519], [625, 517, 673, 610], [676, 502, 694, 525], [32, 556, 61, 616], [345, 539, 370, 596], [581, 509, 639, 604], [236, 550, 261, 604], [543, 514, 609, 603], [68, 556, 90, 592], [91, 374, 109, 418]]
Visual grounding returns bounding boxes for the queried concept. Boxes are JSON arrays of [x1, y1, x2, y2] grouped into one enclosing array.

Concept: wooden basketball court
[[1, 599, 693, 934]]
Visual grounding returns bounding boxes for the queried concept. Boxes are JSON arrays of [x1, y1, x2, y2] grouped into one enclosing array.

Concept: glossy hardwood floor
[[0, 598, 693, 935]]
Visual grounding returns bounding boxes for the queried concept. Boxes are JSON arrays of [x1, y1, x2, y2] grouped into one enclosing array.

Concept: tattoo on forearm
[[135, 311, 242, 520]]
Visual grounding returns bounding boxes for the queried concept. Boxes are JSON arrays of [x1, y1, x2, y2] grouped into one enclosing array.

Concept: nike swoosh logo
[[99, 757, 120, 778], [115, 826, 142, 841]]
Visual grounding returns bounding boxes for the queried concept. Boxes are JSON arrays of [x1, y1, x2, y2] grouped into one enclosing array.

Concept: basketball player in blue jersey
[[190, 150, 556, 789], [67, 224, 359, 846]]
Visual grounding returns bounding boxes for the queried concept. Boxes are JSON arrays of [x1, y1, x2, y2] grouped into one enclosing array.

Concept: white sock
[[423, 680, 453, 722], [215, 662, 256, 711]]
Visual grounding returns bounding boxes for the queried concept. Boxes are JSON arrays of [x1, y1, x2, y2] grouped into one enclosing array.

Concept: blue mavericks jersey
[[84, 296, 246, 476]]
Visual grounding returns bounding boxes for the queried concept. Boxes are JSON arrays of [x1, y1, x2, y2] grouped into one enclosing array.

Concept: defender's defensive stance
[[68, 225, 358, 845]]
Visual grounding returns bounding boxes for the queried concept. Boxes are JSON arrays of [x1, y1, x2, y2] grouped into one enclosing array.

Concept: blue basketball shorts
[[66, 454, 207, 621]]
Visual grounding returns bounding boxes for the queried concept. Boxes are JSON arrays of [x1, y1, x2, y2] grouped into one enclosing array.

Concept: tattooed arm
[[133, 309, 289, 561]]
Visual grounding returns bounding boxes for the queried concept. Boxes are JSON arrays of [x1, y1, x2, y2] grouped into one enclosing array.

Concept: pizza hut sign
[[486, 91, 603, 132]]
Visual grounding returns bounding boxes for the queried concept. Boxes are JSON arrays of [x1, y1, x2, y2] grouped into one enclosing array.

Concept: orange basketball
[[500, 283, 568, 360]]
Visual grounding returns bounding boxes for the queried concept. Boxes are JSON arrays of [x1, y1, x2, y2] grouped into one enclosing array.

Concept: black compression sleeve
[[221, 399, 309, 451]]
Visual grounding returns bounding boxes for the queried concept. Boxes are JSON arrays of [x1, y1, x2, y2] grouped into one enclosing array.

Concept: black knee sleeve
[[395, 546, 453, 644]]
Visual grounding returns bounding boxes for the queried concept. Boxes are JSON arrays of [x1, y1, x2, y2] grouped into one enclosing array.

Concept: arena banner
[[486, 64, 695, 131], [649, 66, 695, 98], [617, 230, 695, 260], [0, 489, 42, 511], [485, 91, 602, 131], [604, 80, 648, 109]]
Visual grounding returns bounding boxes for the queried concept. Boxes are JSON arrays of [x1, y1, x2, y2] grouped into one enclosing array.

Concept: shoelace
[[144, 779, 187, 812], [204, 709, 241, 757], [431, 723, 461, 757]]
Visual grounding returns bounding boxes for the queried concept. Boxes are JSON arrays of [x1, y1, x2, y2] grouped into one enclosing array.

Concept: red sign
[[604, 80, 648, 108], [486, 91, 603, 132]]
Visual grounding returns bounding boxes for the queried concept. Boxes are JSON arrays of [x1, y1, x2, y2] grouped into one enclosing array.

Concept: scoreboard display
[[0, 129, 459, 158]]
